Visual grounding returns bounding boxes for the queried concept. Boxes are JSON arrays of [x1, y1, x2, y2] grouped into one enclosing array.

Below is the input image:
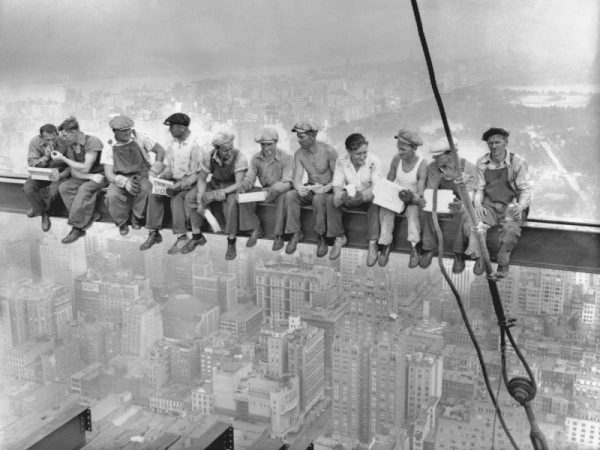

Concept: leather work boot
[[225, 238, 237, 260], [41, 213, 51, 232], [167, 235, 189, 255], [419, 249, 436, 269], [378, 244, 392, 267], [272, 235, 285, 251], [285, 231, 303, 255], [119, 224, 129, 236], [61, 227, 86, 244], [316, 234, 328, 258], [139, 231, 162, 250], [452, 253, 466, 274], [366, 241, 379, 267], [27, 208, 36, 218], [408, 245, 421, 269], [131, 215, 143, 230], [329, 235, 347, 260], [181, 234, 207, 254], [473, 258, 485, 276], [246, 226, 264, 248]]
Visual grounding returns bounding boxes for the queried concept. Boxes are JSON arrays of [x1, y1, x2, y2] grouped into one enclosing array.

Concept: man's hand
[[297, 185, 310, 197], [473, 201, 486, 221], [125, 176, 141, 195], [454, 172, 472, 185], [49, 171, 60, 182], [312, 184, 329, 195], [264, 188, 278, 203], [345, 192, 363, 207], [448, 197, 463, 215], [165, 183, 182, 197], [149, 161, 165, 179], [507, 203, 523, 220], [50, 151, 64, 162], [201, 189, 226, 205], [399, 189, 414, 204], [90, 173, 105, 184]]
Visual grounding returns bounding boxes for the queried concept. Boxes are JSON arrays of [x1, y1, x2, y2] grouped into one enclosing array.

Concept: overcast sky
[[0, 0, 598, 83]]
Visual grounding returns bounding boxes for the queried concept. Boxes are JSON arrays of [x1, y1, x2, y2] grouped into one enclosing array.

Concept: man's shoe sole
[[41, 216, 51, 232], [62, 230, 86, 244], [285, 233, 303, 254]]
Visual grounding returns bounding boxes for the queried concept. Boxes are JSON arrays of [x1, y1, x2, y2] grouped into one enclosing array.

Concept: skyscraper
[[40, 233, 86, 291], [405, 352, 443, 424], [121, 297, 163, 356]]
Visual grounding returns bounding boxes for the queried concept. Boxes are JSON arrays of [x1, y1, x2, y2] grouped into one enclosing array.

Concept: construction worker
[[331, 133, 382, 263], [238, 127, 293, 250], [419, 138, 478, 273], [378, 129, 428, 268], [102, 115, 166, 236], [24, 123, 70, 232], [467, 127, 531, 276], [52, 116, 107, 244], [192, 131, 248, 260], [284, 120, 340, 257], [139, 113, 206, 254]]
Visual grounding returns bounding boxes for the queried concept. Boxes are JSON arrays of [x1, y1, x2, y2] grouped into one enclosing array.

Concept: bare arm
[[222, 170, 246, 195], [416, 160, 428, 196], [292, 151, 306, 191], [150, 143, 166, 162]]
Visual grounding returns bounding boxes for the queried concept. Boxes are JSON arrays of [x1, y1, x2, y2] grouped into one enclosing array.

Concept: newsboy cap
[[394, 129, 423, 146], [429, 137, 459, 156], [254, 127, 279, 143], [291, 120, 319, 133], [109, 115, 134, 130], [163, 113, 190, 127], [481, 127, 509, 141], [212, 132, 235, 147]]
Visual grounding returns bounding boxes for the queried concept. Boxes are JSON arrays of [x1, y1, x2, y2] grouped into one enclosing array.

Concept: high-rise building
[[369, 333, 408, 435], [68, 320, 107, 364], [0, 237, 31, 283], [106, 235, 165, 287], [339, 248, 364, 285], [169, 340, 200, 385], [406, 352, 443, 424], [0, 297, 13, 358], [256, 261, 338, 325], [192, 260, 237, 313], [73, 270, 150, 321], [218, 303, 263, 337], [121, 297, 163, 356], [288, 324, 325, 413], [332, 333, 371, 444], [519, 268, 566, 316]]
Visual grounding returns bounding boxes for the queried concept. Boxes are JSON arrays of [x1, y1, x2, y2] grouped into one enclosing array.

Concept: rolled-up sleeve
[[27, 137, 47, 167], [242, 156, 259, 191]]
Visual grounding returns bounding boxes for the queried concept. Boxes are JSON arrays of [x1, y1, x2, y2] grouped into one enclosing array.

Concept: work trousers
[[333, 201, 380, 241], [238, 187, 287, 235], [23, 178, 62, 215], [285, 190, 342, 237], [378, 204, 420, 246], [106, 178, 151, 227], [186, 188, 239, 237], [58, 178, 108, 229], [464, 202, 523, 266], [421, 211, 468, 254], [146, 189, 193, 235]]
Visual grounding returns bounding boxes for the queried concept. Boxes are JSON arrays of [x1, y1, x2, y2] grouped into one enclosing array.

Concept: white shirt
[[164, 132, 208, 180], [100, 133, 156, 166], [332, 152, 382, 192], [394, 155, 423, 193]]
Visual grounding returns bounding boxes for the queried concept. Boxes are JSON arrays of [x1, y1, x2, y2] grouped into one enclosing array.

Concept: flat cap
[[163, 113, 190, 127], [394, 129, 423, 146], [429, 137, 459, 156], [482, 127, 509, 141], [109, 115, 134, 130], [254, 127, 279, 143], [291, 120, 319, 133], [212, 132, 235, 146]]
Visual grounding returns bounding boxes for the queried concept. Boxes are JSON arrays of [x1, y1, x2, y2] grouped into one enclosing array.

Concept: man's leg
[[420, 212, 437, 253], [285, 190, 311, 254], [58, 178, 86, 214], [271, 192, 287, 251], [223, 194, 240, 259], [465, 205, 499, 275], [23, 179, 50, 215], [497, 212, 523, 273], [131, 177, 151, 224], [66, 179, 106, 229], [405, 205, 422, 268], [239, 187, 262, 233], [106, 183, 132, 228], [180, 189, 207, 254], [140, 193, 165, 250], [167, 189, 191, 255], [377, 207, 396, 267], [326, 194, 346, 260], [364, 202, 380, 267], [312, 193, 329, 257]]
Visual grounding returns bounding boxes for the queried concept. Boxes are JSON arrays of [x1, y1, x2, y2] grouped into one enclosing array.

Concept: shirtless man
[[284, 120, 340, 257]]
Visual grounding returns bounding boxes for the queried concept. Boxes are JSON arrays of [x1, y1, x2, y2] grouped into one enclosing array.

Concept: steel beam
[[1, 177, 598, 273]]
